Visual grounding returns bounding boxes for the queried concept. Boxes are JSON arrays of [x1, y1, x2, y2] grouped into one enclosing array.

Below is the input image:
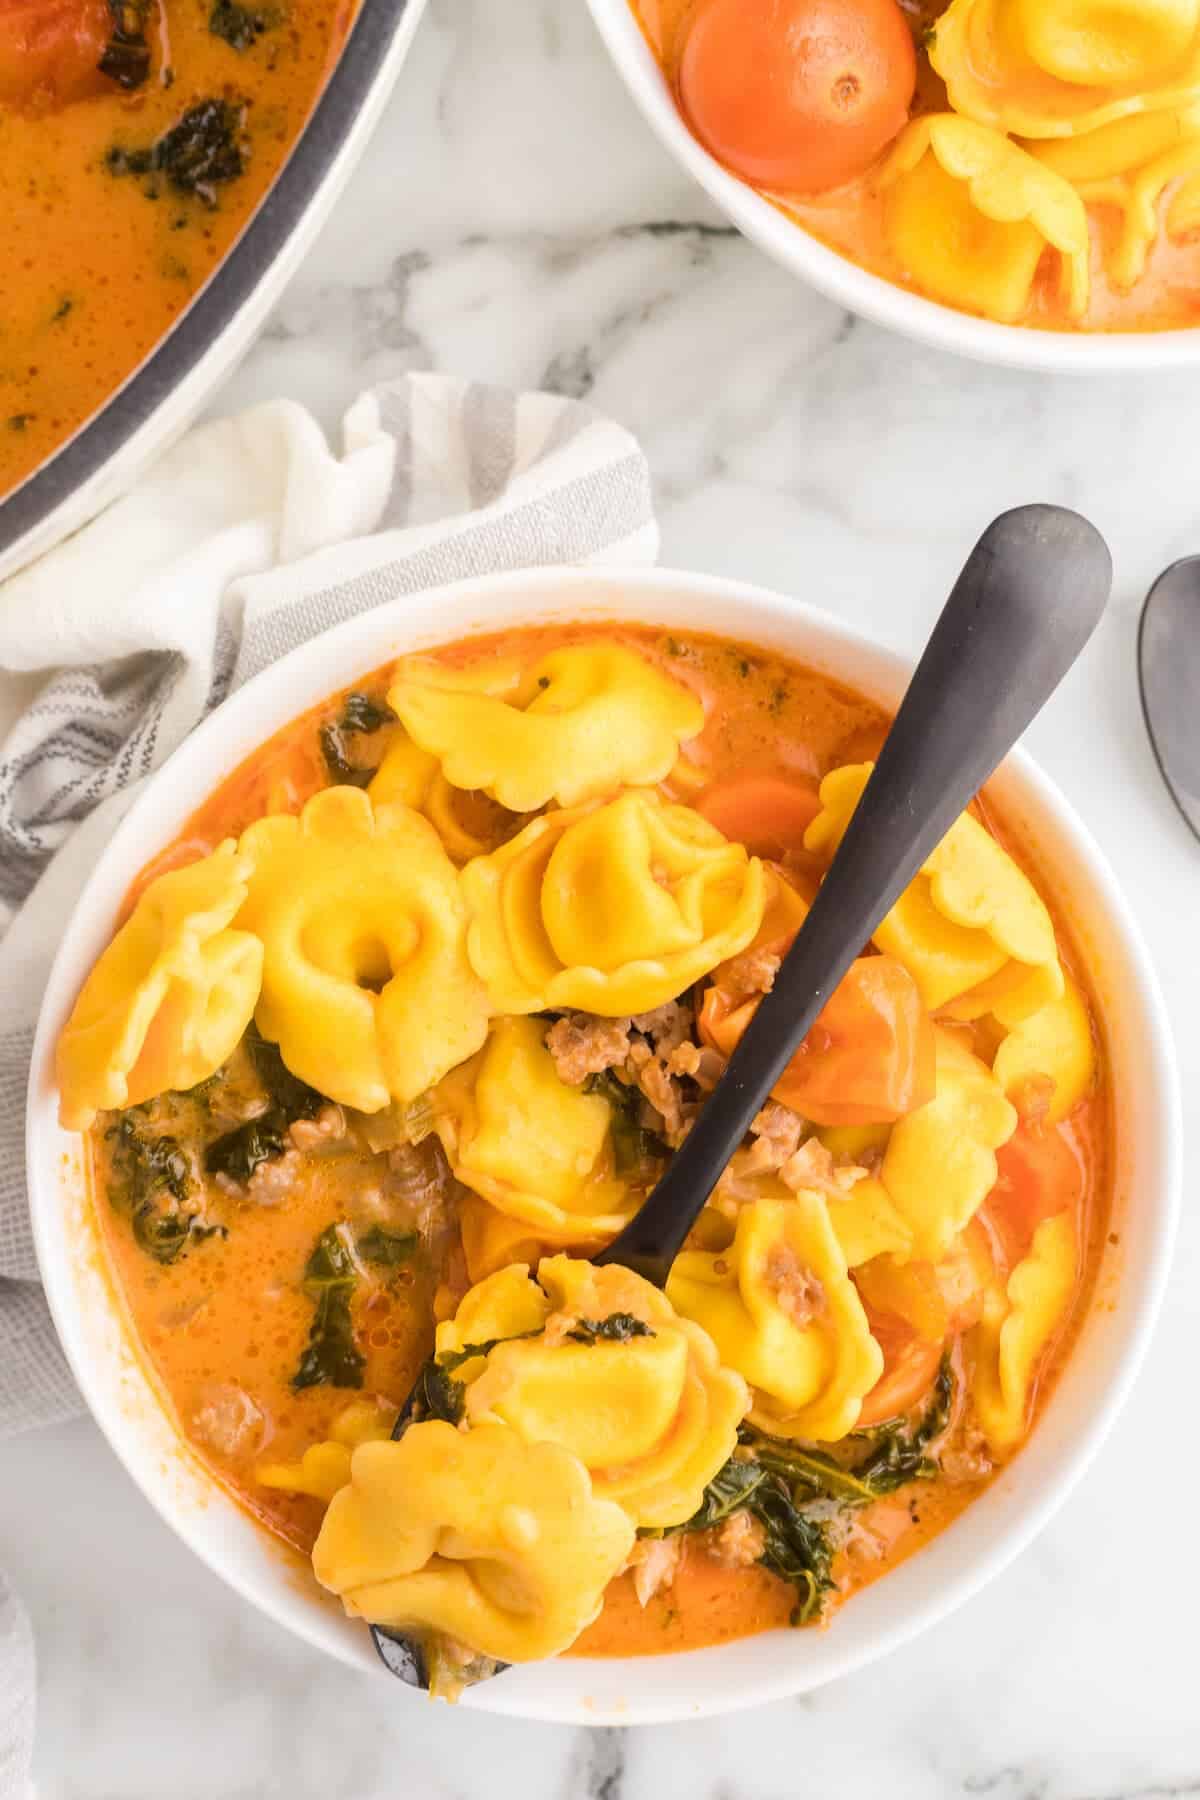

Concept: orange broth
[[86, 623, 1111, 1656], [0, 0, 356, 497]]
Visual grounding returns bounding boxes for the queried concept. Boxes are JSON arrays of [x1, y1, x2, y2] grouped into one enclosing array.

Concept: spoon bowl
[[1139, 555, 1200, 845]]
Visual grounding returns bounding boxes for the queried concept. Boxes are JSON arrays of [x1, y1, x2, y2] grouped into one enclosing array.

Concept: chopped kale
[[106, 1114, 221, 1265], [567, 1313, 655, 1344], [204, 1110, 288, 1184], [357, 1225, 418, 1268], [6, 415, 32, 433], [292, 1223, 364, 1391], [584, 1070, 666, 1177], [209, 0, 274, 50], [318, 690, 391, 786], [404, 1330, 543, 1428], [244, 1024, 323, 1123], [97, 0, 152, 90], [51, 298, 73, 324], [666, 1363, 955, 1625], [107, 99, 248, 208], [847, 1355, 954, 1493]]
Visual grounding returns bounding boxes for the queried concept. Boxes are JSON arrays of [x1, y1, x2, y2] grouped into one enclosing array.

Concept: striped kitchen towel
[[0, 371, 658, 1444]]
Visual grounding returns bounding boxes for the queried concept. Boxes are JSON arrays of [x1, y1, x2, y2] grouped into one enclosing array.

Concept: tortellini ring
[[436, 1255, 749, 1530], [57, 842, 262, 1130], [461, 788, 766, 1017], [367, 730, 519, 864], [237, 786, 488, 1113], [971, 1210, 1077, 1451], [312, 1420, 634, 1664], [992, 971, 1096, 1122], [256, 1398, 397, 1503], [432, 1015, 638, 1245], [882, 116, 1090, 324], [931, 0, 1200, 141], [388, 641, 705, 814], [667, 1190, 884, 1443], [805, 763, 1063, 1024]]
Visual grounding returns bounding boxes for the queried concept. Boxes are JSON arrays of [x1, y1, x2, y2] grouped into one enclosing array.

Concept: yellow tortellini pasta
[[312, 1420, 634, 1664], [877, 1027, 1017, 1261], [237, 787, 488, 1113], [461, 788, 766, 1016], [826, 1176, 914, 1268], [667, 1190, 884, 1443], [882, 116, 1090, 324], [931, 0, 1200, 141], [436, 1255, 749, 1530], [1033, 107, 1200, 287], [368, 730, 518, 863], [57, 843, 262, 1130], [256, 1398, 397, 1503], [992, 971, 1097, 1122], [432, 1016, 637, 1246], [805, 764, 1063, 1024], [971, 1210, 1077, 1451], [387, 641, 705, 814]]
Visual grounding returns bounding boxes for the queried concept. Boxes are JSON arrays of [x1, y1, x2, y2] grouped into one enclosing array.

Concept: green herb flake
[[209, 0, 274, 50], [292, 1223, 365, 1392], [105, 1115, 221, 1266], [566, 1313, 655, 1344], [584, 1070, 666, 1178], [357, 1225, 418, 1268], [107, 98, 248, 208], [318, 690, 391, 786]]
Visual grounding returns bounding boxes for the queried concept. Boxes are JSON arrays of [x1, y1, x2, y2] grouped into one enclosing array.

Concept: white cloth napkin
[[0, 372, 656, 1795]]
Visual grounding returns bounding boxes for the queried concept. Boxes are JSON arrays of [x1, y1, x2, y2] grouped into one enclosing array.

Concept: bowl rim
[[582, 0, 1200, 374], [26, 562, 1183, 1723]]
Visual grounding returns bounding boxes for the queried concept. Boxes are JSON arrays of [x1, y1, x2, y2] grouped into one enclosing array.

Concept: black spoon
[[374, 502, 1112, 1685], [1138, 555, 1200, 844]]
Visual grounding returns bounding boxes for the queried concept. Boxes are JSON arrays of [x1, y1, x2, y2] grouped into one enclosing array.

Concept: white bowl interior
[[583, 0, 1200, 373], [28, 566, 1180, 1724]]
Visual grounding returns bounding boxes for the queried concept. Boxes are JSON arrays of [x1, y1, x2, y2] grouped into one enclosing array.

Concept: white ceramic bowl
[[27, 565, 1180, 1724], [0, 0, 427, 585], [584, 0, 1200, 373]]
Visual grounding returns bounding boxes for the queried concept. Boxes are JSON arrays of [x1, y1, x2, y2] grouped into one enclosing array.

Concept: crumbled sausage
[[764, 1242, 825, 1326], [722, 947, 781, 996], [700, 1509, 767, 1568], [627, 1533, 683, 1606], [779, 1136, 868, 1197], [289, 1102, 346, 1151], [629, 1000, 694, 1055], [191, 1382, 264, 1458], [545, 1013, 632, 1084]]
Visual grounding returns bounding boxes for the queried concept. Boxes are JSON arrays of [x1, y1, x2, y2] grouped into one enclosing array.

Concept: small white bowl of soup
[[27, 566, 1179, 1722], [585, 0, 1200, 370]]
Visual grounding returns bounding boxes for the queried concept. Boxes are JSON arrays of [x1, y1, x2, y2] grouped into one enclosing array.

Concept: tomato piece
[[0, 0, 113, 106], [678, 0, 917, 195], [699, 954, 934, 1126], [855, 1318, 942, 1428], [984, 1118, 1085, 1264], [695, 774, 821, 861]]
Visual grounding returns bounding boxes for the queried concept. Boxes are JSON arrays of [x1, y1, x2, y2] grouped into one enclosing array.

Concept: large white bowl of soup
[[586, 0, 1200, 369], [27, 566, 1179, 1721]]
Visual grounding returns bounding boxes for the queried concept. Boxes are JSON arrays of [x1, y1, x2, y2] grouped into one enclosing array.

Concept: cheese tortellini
[[971, 1210, 1077, 1451], [237, 787, 488, 1113], [387, 641, 704, 814], [462, 788, 765, 1016], [667, 1191, 884, 1443], [931, 0, 1200, 141], [875, 1027, 1018, 1262], [312, 1421, 634, 1663], [367, 729, 519, 863], [432, 1016, 638, 1246], [805, 764, 1063, 1024], [256, 1398, 397, 1502], [57, 843, 262, 1130], [992, 971, 1097, 1122], [1032, 107, 1200, 288], [436, 1256, 749, 1529], [882, 116, 1090, 324]]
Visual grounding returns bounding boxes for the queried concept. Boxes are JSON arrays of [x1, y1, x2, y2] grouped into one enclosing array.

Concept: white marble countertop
[[6, 0, 1200, 1792]]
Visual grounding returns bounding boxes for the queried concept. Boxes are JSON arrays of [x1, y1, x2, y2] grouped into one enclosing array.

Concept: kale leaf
[[357, 1225, 418, 1268], [292, 1224, 364, 1391], [107, 99, 247, 207], [105, 1114, 222, 1265], [244, 1023, 323, 1122], [318, 690, 390, 786], [847, 1355, 954, 1493], [583, 1070, 666, 1177], [204, 1111, 288, 1185], [98, 0, 152, 90], [403, 1330, 543, 1429], [566, 1313, 655, 1344], [209, 0, 274, 50]]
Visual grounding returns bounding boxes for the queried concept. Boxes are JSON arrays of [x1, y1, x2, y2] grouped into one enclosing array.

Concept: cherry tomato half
[[678, 0, 917, 195]]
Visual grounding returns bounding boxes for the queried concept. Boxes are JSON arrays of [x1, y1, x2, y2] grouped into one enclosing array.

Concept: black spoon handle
[[597, 504, 1112, 1287]]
